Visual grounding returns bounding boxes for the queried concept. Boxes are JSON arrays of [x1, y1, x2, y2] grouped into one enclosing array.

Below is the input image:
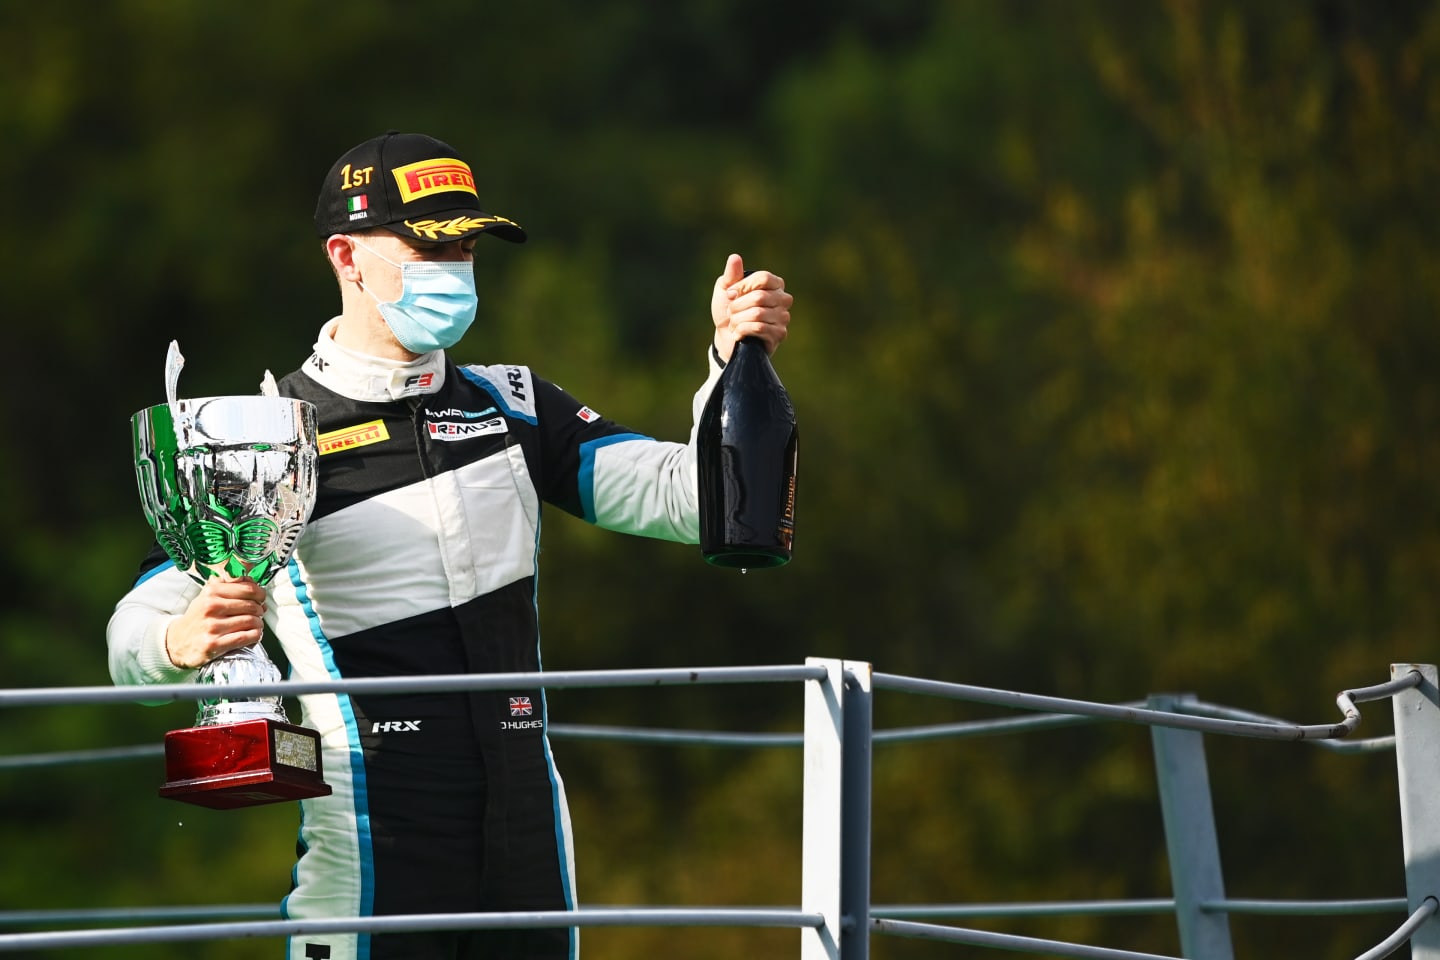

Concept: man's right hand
[[164, 576, 267, 669]]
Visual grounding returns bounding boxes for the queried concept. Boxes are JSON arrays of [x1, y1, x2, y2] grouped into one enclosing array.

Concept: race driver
[[107, 130, 793, 960]]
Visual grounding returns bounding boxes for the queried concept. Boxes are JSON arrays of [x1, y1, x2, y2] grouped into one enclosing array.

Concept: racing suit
[[107, 320, 719, 959]]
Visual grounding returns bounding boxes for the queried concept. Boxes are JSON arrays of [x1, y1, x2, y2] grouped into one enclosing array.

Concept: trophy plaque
[[131, 341, 332, 810]]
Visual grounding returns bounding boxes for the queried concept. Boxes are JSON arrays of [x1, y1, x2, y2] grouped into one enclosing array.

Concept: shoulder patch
[[503, 365, 529, 404], [458, 364, 539, 422]]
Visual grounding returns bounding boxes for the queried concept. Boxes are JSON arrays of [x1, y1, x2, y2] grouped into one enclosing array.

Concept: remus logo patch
[[319, 419, 390, 455], [392, 158, 478, 203], [426, 417, 507, 442]]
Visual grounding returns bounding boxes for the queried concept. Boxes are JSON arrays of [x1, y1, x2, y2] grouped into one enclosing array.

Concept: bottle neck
[[729, 335, 765, 361]]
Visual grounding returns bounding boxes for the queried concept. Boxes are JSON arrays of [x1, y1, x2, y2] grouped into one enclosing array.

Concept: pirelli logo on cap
[[319, 419, 390, 456], [392, 158, 478, 204]]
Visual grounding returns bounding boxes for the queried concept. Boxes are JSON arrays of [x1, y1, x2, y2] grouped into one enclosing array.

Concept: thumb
[[721, 253, 745, 289]]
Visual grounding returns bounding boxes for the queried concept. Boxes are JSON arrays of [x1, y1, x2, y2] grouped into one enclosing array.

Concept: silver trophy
[[131, 341, 331, 808]]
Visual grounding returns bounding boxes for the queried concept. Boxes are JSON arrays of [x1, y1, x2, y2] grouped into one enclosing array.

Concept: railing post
[[840, 661, 873, 960], [803, 658, 844, 959], [1149, 694, 1235, 960], [1392, 663, 1440, 959]]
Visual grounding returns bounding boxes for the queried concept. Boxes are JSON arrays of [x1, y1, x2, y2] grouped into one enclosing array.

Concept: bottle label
[[777, 472, 797, 548]]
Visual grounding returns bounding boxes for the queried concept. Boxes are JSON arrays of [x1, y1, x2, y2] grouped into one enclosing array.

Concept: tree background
[[2, 1, 1437, 957]]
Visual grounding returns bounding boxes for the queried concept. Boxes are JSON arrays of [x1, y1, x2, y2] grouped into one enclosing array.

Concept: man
[[107, 131, 793, 959]]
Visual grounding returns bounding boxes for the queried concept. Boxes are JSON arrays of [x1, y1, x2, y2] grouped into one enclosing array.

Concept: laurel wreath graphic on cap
[[404, 216, 511, 240]]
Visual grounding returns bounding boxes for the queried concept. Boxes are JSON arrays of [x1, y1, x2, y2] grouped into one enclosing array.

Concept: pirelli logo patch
[[319, 419, 390, 456], [392, 157, 478, 203]]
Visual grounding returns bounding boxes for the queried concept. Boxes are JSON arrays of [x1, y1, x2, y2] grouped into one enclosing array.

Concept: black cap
[[314, 132, 526, 244]]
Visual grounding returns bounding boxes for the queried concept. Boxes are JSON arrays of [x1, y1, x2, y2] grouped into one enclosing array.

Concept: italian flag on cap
[[347, 195, 368, 213]]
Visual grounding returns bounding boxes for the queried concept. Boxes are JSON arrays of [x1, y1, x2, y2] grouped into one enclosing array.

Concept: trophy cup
[[131, 341, 332, 810]]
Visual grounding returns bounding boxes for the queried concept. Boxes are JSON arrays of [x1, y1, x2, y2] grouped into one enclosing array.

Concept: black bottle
[[697, 335, 798, 568]]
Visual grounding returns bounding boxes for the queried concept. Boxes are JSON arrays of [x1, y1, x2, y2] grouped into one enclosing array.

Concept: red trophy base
[[160, 718, 333, 810]]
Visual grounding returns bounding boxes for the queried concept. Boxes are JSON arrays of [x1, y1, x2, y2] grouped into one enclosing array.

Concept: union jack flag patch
[[509, 697, 533, 716]]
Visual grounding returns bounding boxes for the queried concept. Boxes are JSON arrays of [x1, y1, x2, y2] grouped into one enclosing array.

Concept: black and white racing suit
[[107, 320, 718, 959]]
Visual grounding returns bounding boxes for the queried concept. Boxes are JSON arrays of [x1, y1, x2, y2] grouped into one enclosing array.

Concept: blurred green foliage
[[3, 0, 1438, 957]]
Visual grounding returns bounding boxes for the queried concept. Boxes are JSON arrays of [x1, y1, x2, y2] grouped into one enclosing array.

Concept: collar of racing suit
[[306, 318, 449, 402]]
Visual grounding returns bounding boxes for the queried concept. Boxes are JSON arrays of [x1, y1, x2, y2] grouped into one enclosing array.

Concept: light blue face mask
[[353, 240, 479, 354]]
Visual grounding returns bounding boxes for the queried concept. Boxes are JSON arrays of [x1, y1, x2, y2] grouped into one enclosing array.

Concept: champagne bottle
[[697, 333, 798, 568]]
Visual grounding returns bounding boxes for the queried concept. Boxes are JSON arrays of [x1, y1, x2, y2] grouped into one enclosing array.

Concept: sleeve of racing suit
[[107, 545, 203, 694], [535, 349, 725, 543]]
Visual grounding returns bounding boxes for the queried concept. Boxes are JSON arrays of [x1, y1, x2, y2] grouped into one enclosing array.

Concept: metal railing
[[1, 659, 1438, 958]]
